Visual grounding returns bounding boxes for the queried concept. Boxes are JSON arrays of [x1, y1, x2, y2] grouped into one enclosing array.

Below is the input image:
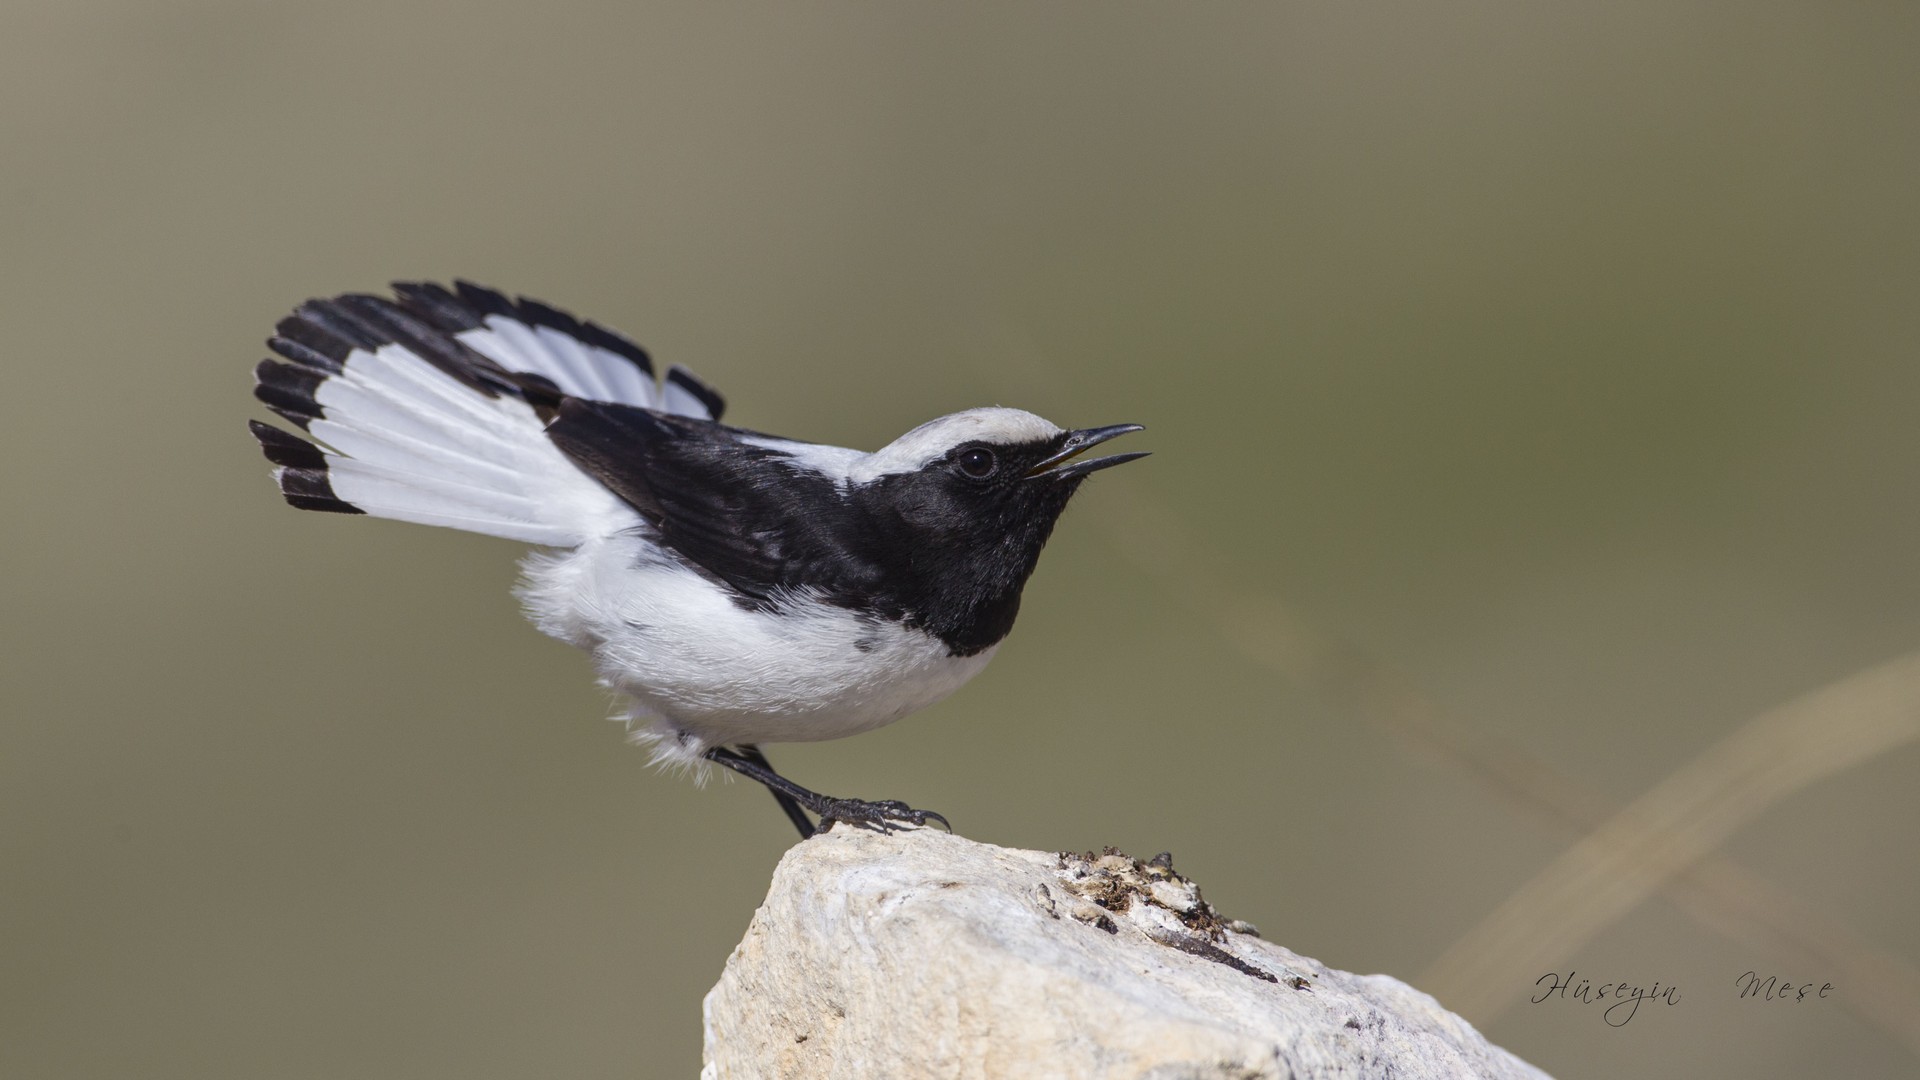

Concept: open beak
[[1027, 423, 1149, 480]]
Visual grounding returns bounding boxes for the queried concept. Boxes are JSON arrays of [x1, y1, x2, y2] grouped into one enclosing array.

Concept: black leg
[[736, 744, 817, 839], [704, 745, 950, 838]]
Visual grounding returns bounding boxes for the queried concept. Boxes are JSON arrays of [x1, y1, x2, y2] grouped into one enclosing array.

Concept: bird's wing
[[543, 399, 883, 607]]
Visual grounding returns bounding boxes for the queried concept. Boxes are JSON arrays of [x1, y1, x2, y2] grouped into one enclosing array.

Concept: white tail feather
[[458, 321, 662, 410], [307, 418, 525, 491], [307, 343, 637, 546]]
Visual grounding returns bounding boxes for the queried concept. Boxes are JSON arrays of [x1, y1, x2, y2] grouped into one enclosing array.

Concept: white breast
[[514, 534, 997, 765]]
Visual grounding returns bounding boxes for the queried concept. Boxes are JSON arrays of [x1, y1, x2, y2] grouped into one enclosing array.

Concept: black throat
[[844, 470, 1080, 656]]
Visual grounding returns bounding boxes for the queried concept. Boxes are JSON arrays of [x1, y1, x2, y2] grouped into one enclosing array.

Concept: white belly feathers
[[516, 534, 997, 763]]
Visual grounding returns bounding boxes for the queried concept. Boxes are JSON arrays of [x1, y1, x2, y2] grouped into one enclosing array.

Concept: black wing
[[545, 398, 887, 610]]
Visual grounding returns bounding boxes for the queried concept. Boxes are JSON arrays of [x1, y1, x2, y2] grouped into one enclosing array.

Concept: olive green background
[[4, 3, 1917, 1078]]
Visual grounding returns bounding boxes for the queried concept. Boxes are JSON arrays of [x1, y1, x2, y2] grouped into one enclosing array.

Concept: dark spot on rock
[[1164, 935, 1278, 983]]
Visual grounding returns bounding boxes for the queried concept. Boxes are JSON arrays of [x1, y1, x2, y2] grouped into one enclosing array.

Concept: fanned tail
[[248, 281, 726, 547]]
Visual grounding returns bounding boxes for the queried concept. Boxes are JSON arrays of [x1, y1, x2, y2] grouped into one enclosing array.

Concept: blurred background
[[4, 3, 1917, 1077]]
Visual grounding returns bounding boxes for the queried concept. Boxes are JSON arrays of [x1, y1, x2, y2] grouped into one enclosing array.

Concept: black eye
[[956, 447, 998, 479]]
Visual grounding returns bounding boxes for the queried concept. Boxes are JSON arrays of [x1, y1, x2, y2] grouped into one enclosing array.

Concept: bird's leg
[[732, 744, 817, 839], [704, 745, 950, 838]]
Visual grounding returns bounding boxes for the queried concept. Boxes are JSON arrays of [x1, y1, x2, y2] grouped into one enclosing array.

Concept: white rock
[[702, 830, 1549, 1080]]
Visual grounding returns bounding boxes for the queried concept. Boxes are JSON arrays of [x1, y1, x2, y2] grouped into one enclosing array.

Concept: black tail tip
[[247, 421, 364, 515], [248, 419, 328, 470]]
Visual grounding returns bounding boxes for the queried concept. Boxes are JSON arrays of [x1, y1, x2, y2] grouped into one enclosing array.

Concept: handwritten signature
[[1531, 970, 1836, 1026], [1736, 971, 1834, 1002], [1532, 971, 1681, 1027]]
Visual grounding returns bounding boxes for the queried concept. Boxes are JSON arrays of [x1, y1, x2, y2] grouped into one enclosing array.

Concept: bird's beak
[[1027, 424, 1149, 480]]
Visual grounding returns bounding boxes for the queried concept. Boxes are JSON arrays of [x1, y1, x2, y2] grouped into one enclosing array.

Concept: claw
[[813, 796, 951, 836]]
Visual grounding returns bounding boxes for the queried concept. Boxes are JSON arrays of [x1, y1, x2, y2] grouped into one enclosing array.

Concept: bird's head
[[848, 408, 1147, 653]]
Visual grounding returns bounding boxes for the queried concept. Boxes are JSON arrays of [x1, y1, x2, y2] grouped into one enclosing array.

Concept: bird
[[249, 282, 1147, 838]]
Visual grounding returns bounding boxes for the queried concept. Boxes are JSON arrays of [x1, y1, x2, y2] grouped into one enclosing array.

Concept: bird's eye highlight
[[957, 447, 998, 479]]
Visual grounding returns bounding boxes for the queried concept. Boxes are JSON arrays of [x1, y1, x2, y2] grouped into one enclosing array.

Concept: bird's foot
[[813, 797, 951, 835]]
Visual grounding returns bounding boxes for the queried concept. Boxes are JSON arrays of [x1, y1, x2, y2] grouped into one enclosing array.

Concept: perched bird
[[250, 282, 1146, 837]]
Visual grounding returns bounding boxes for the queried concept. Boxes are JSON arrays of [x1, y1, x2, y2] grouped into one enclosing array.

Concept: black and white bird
[[250, 282, 1146, 838]]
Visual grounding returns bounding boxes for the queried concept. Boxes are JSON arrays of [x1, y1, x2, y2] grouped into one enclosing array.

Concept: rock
[[701, 830, 1549, 1079]]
